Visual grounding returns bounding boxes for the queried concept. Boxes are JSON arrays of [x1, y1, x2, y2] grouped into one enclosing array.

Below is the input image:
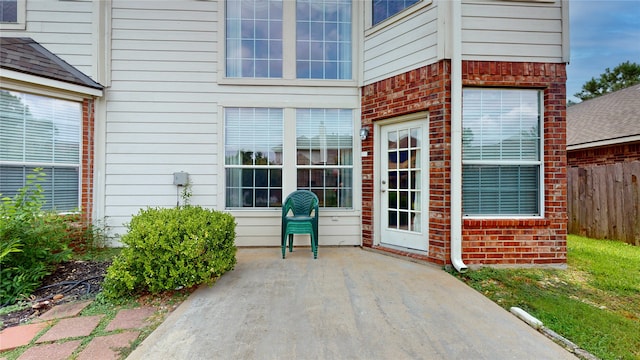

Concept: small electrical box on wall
[[173, 171, 189, 186]]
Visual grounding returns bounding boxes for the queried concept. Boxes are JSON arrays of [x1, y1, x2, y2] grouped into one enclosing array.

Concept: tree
[[574, 61, 640, 101]]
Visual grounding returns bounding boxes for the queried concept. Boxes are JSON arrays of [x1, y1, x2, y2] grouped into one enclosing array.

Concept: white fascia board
[[0, 68, 103, 97], [567, 135, 640, 151]]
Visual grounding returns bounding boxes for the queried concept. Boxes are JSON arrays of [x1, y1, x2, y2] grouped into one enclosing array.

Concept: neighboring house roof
[[0, 37, 103, 90], [567, 84, 640, 150]]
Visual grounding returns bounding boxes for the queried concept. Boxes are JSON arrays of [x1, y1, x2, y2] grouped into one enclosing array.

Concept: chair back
[[283, 190, 318, 217]]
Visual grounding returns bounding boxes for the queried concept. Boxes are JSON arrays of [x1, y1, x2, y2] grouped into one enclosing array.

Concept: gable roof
[[0, 37, 103, 90], [567, 84, 640, 150]]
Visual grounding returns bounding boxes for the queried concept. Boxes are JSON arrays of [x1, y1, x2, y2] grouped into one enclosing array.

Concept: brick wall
[[462, 61, 568, 265], [568, 142, 640, 167], [362, 61, 451, 265], [81, 98, 95, 223], [361, 60, 568, 266]]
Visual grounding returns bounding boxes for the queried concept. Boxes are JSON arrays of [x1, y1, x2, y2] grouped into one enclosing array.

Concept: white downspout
[[450, 0, 468, 273]]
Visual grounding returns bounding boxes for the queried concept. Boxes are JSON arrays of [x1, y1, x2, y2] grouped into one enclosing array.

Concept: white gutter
[[567, 135, 640, 151], [0, 69, 103, 97], [450, 0, 468, 273]]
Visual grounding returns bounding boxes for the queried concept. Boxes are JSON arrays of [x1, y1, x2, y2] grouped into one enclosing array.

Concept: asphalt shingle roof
[[0, 37, 103, 90], [567, 84, 640, 147]]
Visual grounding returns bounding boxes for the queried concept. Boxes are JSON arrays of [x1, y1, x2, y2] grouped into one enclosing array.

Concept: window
[[225, 108, 283, 207], [224, 107, 353, 209], [296, 0, 352, 80], [0, 0, 25, 30], [462, 89, 542, 216], [0, 90, 82, 211], [296, 109, 353, 207], [226, 0, 283, 78], [0, 0, 17, 22], [225, 0, 352, 80], [372, 0, 419, 26]]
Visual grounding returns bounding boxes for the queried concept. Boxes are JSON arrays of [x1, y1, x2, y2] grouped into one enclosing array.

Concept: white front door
[[379, 119, 428, 251]]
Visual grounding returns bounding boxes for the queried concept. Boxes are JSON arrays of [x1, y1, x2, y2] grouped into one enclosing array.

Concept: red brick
[[361, 60, 567, 267]]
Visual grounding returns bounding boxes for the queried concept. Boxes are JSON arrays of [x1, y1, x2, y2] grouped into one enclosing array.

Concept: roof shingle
[[0, 37, 103, 90], [567, 84, 640, 146]]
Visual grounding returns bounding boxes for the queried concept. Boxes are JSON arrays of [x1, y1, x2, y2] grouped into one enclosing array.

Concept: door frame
[[373, 111, 429, 252]]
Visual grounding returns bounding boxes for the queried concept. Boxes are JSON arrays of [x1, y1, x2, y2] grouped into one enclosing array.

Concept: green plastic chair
[[281, 190, 319, 259]]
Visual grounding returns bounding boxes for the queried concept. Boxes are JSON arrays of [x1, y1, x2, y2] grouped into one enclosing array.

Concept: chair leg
[[281, 235, 286, 259], [311, 233, 317, 259], [288, 234, 294, 252]]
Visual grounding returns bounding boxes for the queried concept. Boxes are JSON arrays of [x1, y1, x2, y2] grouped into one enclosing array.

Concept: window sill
[[0, 22, 26, 30], [227, 208, 359, 217], [463, 218, 551, 228], [217, 77, 358, 88]]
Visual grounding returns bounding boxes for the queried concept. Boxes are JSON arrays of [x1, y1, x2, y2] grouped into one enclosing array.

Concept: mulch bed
[[0, 260, 110, 330]]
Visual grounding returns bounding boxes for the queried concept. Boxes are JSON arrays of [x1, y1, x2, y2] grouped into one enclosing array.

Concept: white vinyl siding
[[461, 0, 564, 62], [363, 2, 437, 84], [104, 0, 361, 247], [0, 1, 95, 78], [105, 0, 220, 237]]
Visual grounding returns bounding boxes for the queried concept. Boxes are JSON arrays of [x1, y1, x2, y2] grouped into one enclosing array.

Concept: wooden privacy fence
[[568, 161, 640, 246]]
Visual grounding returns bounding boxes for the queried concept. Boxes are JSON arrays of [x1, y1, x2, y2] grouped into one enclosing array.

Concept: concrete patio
[[127, 247, 576, 360]]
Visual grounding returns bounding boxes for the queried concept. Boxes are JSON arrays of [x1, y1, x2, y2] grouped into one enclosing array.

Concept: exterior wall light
[[360, 126, 370, 140]]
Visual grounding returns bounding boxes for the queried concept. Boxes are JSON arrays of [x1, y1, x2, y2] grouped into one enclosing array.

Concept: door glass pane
[[388, 131, 397, 150], [399, 211, 408, 230], [388, 210, 397, 227], [385, 124, 422, 234], [399, 191, 409, 210], [388, 191, 397, 209]]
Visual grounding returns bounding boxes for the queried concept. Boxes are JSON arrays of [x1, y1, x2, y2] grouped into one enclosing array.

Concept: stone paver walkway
[[0, 301, 158, 360]]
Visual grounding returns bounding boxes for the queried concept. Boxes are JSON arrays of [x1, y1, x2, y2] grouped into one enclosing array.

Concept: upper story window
[[372, 0, 419, 26], [225, 0, 352, 81], [0, 0, 25, 30], [0, 0, 17, 22], [296, 0, 352, 80], [461, 89, 543, 217], [226, 0, 283, 78]]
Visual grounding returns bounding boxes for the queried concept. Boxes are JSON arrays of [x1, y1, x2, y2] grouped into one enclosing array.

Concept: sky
[[567, 0, 640, 102]]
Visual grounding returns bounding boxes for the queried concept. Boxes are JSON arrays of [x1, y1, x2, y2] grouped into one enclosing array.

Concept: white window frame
[[0, 87, 83, 212], [0, 0, 26, 30], [295, 108, 354, 208], [223, 106, 356, 210], [218, 0, 359, 87], [364, 0, 432, 34], [224, 107, 284, 209], [461, 88, 545, 219]]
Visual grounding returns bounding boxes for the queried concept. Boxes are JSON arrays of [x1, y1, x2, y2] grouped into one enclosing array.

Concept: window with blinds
[[224, 107, 354, 209], [225, 108, 284, 208], [0, 90, 81, 211], [296, 109, 353, 207], [461, 89, 542, 216]]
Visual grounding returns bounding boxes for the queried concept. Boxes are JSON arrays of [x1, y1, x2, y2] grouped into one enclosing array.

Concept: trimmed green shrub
[[0, 170, 72, 305], [102, 206, 237, 299]]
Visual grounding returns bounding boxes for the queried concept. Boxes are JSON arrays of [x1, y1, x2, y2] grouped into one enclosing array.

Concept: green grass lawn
[[452, 235, 640, 360]]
